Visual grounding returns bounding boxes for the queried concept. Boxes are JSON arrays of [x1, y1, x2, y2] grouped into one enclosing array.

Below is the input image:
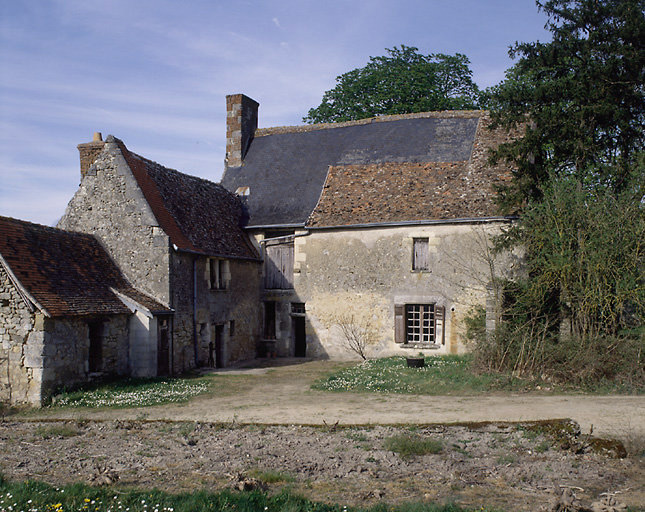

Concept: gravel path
[[26, 360, 645, 441]]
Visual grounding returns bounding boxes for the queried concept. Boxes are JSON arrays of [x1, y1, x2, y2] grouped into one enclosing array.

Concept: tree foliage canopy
[[303, 45, 481, 124], [474, 0, 644, 386], [485, 0, 645, 209]]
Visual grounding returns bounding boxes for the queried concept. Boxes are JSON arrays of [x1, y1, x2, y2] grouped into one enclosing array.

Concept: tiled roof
[[116, 140, 259, 260], [0, 216, 170, 317], [306, 161, 511, 228], [221, 111, 484, 227], [306, 114, 516, 227]]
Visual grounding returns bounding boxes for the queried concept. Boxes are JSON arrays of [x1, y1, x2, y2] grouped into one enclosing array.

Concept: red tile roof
[[306, 161, 512, 228], [116, 140, 259, 260], [0, 216, 170, 317], [306, 114, 517, 228]]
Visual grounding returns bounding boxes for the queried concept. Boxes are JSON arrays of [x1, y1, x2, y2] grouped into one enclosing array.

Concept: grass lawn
[[311, 355, 639, 395], [311, 355, 529, 395], [47, 374, 214, 409], [0, 478, 492, 512]]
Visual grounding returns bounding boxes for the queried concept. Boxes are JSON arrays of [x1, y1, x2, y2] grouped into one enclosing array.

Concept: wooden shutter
[[281, 244, 294, 289], [394, 304, 405, 343], [413, 238, 429, 271], [265, 243, 294, 289], [265, 246, 280, 289], [205, 258, 212, 289], [434, 305, 445, 345]]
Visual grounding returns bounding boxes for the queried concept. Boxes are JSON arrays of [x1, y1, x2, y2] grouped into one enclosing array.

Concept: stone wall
[[0, 265, 37, 403], [39, 315, 129, 398], [128, 311, 158, 377], [1, 265, 130, 405], [287, 222, 520, 360], [170, 251, 261, 371], [58, 140, 171, 305]]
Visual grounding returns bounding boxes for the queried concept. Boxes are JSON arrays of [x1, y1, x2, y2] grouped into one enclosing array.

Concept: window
[[291, 302, 305, 315], [406, 304, 434, 343], [229, 320, 235, 337], [412, 238, 429, 271], [394, 303, 445, 346], [265, 242, 294, 289], [208, 259, 229, 290]]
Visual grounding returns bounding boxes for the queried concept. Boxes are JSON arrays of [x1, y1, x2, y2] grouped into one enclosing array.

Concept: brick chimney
[[226, 94, 259, 168], [77, 132, 105, 179]]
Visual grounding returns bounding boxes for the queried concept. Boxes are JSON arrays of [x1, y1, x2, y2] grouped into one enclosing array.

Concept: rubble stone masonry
[[58, 140, 171, 306]]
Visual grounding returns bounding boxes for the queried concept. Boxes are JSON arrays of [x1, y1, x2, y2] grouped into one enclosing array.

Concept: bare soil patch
[[0, 419, 642, 511]]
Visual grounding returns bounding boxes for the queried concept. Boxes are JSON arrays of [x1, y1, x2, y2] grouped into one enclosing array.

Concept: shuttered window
[[394, 303, 445, 345], [413, 238, 429, 271], [265, 243, 294, 289]]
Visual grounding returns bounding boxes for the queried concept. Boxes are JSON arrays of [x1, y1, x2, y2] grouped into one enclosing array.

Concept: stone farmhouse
[[0, 93, 517, 405], [221, 94, 518, 360]]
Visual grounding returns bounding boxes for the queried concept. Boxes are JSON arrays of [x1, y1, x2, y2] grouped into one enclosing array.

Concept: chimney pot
[[93, 132, 103, 142]]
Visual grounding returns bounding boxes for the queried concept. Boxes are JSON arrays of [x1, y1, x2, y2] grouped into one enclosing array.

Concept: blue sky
[[0, 0, 550, 226]]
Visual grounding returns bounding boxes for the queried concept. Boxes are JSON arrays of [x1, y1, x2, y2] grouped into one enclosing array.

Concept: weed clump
[[384, 433, 443, 458]]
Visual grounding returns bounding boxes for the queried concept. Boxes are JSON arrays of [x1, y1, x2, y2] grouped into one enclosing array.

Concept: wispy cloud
[[0, 0, 550, 225]]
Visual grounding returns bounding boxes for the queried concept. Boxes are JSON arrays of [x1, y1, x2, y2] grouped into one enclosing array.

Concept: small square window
[[291, 302, 305, 315]]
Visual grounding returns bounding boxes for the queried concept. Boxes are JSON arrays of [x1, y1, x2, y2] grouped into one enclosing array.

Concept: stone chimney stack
[[77, 132, 105, 179], [226, 94, 259, 168]]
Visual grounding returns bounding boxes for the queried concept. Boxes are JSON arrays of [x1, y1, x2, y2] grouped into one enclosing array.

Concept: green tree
[[303, 45, 481, 124], [485, 0, 644, 210], [473, 0, 644, 386]]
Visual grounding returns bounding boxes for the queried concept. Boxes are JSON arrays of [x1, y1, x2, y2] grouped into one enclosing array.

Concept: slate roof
[[0, 216, 170, 317], [307, 161, 512, 228], [116, 139, 259, 260], [221, 112, 486, 227]]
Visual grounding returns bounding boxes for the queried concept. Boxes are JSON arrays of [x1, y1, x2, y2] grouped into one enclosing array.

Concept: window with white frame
[[394, 303, 445, 346], [405, 304, 434, 343]]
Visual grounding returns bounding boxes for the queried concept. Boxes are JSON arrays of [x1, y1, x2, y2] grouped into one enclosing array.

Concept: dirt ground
[[4, 359, 645, 510], [0, 419, 642, 511]]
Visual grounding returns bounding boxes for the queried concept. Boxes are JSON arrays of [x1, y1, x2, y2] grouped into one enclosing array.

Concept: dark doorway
[[264, 301, 276, 339], [214, 324, 224, 368], [157, 318, 170, 376], [293, 316, 306, 357], [88, 321, 103, 373]]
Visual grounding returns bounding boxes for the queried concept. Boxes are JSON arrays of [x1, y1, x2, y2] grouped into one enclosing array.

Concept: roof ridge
[[114, 140, 200, 253], [0, 214, 98, 241], [125, 149, 225, 190], [256, 110, 485, 137]]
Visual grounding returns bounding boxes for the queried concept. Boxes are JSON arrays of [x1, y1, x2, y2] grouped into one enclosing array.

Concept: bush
[[470, 177, 644, 391]]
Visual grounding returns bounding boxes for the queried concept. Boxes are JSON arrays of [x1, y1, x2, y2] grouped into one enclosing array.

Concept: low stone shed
[[0, 215, 171, 405]]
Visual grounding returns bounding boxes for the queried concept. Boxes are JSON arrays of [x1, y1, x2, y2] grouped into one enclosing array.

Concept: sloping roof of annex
[[0, 215, 170, 317]]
